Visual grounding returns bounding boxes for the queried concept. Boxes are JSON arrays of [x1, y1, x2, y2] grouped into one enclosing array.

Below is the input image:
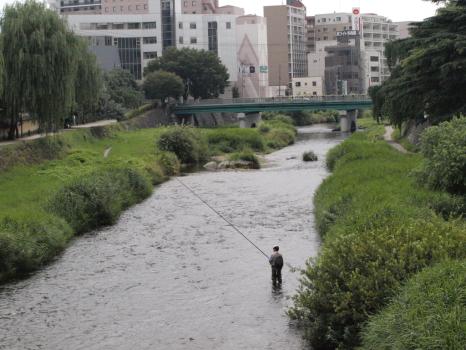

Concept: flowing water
[[0, 125, 345, 350]]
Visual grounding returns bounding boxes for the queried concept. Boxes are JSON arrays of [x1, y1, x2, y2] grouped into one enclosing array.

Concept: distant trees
[[0, 0, 105, 139], [143, 71, 184, 104], [373, 0, 466, 125], [144, 47, 229, 100], [103, 69, 144, 109]]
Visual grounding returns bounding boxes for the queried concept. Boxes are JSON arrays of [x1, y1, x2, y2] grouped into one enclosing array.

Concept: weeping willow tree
[[1, 0, 79, 138], [73, 38, 103, 119]]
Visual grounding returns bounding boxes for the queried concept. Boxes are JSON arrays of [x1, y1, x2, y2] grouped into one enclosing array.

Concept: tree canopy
[[373, 0, 466, 126], [103, 69, 144, 109], [143, 70, 184, 103], [144, 47, 229, 100], [0, 0, 104, 138]]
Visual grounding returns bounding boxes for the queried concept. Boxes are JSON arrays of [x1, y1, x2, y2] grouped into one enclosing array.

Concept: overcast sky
[[220, 0, 441, 22], [0, 0, 441, 22]]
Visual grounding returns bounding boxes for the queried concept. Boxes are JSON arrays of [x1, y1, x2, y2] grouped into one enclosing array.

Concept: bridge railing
[[179, 95, 372, 106]]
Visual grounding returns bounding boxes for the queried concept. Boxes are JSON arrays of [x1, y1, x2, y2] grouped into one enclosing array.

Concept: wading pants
[[272, 267, 282, 285]]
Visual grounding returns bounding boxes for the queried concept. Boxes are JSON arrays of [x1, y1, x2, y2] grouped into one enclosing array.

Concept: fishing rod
[[175, 177, 270, 260]]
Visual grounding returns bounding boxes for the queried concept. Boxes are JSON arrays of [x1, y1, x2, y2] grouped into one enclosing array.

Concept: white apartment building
[[292, 77, 323, 96], [361, 13, 399, 88]]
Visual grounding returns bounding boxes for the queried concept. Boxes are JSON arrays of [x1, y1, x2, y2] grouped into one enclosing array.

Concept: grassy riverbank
[[0, 119, 296, 283], [289, 119, 466, 349]]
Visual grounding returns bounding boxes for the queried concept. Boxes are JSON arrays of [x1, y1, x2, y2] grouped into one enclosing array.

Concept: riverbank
[[0, 118, 296, 283], [289, 119, 466, 349]]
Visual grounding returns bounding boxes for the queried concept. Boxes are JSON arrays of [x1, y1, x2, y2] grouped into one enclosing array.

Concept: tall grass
[[289, 122, 466, 349], [0, 121, 297, 283]]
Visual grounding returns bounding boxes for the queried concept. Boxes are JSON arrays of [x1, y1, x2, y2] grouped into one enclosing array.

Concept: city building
[[292, 76, 323, 96], [305, 16, 315, 53], [324, 31, 364, 95], [361, 13, 399, 87], [236, 15, 270, 98], [307, 10, 400, 93], [395, 21, 414, 39], [264, 0, 307, 96]]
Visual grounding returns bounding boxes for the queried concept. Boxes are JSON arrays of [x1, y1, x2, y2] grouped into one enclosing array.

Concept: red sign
[[352, 8, 360, 15]]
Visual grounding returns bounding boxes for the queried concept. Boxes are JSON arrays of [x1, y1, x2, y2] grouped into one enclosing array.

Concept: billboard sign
[[352, 7, 361, 32]]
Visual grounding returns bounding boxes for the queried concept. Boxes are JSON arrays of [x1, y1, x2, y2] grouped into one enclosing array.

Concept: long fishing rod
[[175, 177, 270, 260]]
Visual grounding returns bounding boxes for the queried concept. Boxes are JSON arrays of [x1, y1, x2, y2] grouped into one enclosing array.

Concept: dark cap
[[273, 246, 279, 251]]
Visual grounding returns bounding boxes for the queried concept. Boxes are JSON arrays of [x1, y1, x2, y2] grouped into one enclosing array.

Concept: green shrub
[[289, 218, 466, 350], [418, 117, 466, 195], [265, 128, 296, 149], [205, 128, 265, 153], [155, 151, 180, 176], [360, 259, 466, 350], [228, 149, 260, 169], [157, 127, 208, 164], [291, 127, 466, 349], [0, 214, 72, 282], [145, 162, 166, 185], [48, 167, 152, 234], [303, 151, 318, 162]]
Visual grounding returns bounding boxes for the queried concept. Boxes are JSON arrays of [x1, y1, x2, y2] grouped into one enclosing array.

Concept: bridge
[[173, 95, 373, 131]]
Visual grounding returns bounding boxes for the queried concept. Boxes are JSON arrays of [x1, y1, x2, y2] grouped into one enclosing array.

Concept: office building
[[264, 0, 307, 96]]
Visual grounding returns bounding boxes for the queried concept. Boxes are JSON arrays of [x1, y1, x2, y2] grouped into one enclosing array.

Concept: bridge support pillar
[[340, 109, 358, 132], [239, 112, 261, 128]]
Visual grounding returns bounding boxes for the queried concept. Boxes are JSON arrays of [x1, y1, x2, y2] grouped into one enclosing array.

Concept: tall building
[[361, 13, 399, 87], [307, 10, 400, 93], [57, 0, 269, 97], [264, 0, 307, 96], [236, 15, 270, 98]]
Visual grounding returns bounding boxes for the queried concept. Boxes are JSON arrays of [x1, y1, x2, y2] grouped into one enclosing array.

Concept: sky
[[220, 0, 441, 22]]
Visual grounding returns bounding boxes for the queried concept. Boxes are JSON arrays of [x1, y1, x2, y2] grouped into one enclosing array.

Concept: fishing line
[[175, 177, 269, 260]]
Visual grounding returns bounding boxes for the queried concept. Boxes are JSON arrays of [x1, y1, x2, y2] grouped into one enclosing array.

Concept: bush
[[228, 149, 260, 169], [289, 218, 466, 350], [157, 127, 208, 164], [360, 259, 466, 350], [205, 128, 265, 153], [48, 167, 152, 234], [418, 117, 466, 195], [0, 214, 72, 282], [155, 151, 180, 176], [290, 127, 466, 349], [303, 151, 318, 162]]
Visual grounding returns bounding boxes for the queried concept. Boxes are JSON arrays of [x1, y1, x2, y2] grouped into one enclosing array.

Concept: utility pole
[[278, 63, 282, 97]]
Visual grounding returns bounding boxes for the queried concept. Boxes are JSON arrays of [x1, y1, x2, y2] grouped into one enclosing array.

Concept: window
[[295, 82, 301, 87], [179, 22, 183, 29], [136, 4, 140, 10], [370, 56, 379, 62], [313, 91, 317, 96], [371, 66, 379, 72], [323, 36, 328, 40], [371, 77, 380, 83], [208, 21, 218, 54], [322, 18, 326, 23], [192, 0, 196, 5], [226, 22, 231, 29], [112, 6, 116, 12], [312, 81, 317, 86], [336, 16, 341, 21], [143, 22, 156, 29], [128, 22, 140, 29], [190, 37, 197, 44], [143, 37, 157, 44], [112, 23, 124, 29], [183, 1, 187, 6], [143, 51, 157, 59], [179, 36, 184, 44], [190, 22, 196, 29]]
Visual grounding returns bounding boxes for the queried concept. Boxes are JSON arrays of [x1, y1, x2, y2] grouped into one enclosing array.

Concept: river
[[0, 124, 345, 350]]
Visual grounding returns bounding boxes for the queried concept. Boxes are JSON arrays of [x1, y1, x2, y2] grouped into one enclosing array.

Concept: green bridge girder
[[173, 95, 373, 115]]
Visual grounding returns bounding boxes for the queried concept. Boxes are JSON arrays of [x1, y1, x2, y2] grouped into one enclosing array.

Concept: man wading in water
[[269, 246, 284, 286]]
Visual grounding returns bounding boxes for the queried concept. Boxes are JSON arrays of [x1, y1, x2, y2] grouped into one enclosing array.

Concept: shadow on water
[[0, 124, 345, 350]]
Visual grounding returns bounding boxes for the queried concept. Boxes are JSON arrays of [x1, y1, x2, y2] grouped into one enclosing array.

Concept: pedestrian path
[[0, 119, 117, 148], [384, 126, 409, 154]]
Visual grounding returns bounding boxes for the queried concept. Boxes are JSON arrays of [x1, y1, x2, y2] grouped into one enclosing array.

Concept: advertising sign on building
[[336, 30, 358, 37], [352, 7, 361, 32]]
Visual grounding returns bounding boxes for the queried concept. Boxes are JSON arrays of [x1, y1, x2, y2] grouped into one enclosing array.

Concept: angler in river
[[269, 246, 284, 286], [0, 125, 345, 350]]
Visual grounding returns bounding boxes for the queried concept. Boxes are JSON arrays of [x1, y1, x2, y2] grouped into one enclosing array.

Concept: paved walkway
[[384, 126, 409, 154], [0, 119, 117, 148]]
